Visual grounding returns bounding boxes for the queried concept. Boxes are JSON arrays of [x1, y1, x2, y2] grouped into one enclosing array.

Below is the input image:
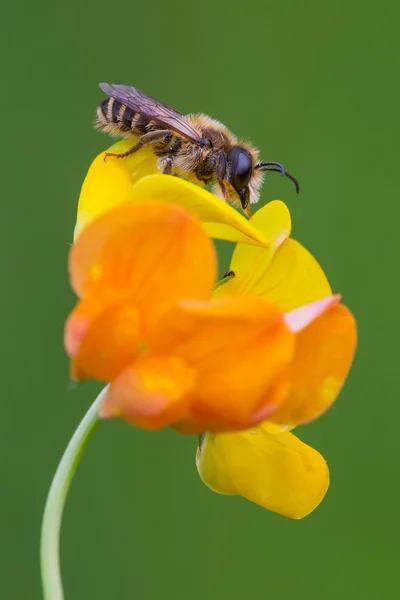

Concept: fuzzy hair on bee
[[95, 83, 299, 217]]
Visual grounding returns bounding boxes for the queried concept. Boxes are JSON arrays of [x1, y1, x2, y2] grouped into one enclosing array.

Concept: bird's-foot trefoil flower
[[41, 144, 357, 600], [69, 150, 356, 513]]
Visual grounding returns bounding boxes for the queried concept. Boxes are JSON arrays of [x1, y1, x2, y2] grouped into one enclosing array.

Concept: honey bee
[[96, 83, 299, 217]]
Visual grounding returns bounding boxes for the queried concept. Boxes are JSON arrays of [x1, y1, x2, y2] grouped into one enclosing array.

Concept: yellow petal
[[215, 235, 331, 313], [214, 201, 292, 301], [196, 426, 329, 519], [130, 175, 270, 247], [75, 141, 159, 240], [106, 139, 160, 182]]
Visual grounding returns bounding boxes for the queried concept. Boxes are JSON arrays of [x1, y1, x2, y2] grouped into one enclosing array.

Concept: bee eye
[[228, 147, 253, 192]]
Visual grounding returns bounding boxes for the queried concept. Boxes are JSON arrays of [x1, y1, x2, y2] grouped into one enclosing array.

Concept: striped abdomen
[[96, 97, 163, 137]]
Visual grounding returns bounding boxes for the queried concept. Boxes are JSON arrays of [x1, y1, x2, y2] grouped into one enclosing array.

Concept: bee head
[[227, 146, 253, 209]]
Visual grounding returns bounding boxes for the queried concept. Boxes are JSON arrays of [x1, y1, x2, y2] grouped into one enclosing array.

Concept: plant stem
[[40, 386, 108, 600]]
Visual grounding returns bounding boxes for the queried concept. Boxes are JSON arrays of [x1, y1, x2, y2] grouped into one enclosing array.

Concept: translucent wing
[[99, 83, 202, 144]]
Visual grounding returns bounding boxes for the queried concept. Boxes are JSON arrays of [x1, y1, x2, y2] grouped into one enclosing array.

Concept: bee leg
[[217, 151, 229, 201], [238, 187, 251, 218], [104, 130, 173, 160], [104, 140, 144, 160], [159, 157, 174, 175], [218, 180, 229, 201]]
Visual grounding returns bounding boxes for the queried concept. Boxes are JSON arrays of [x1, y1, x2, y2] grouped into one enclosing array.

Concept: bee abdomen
[[96, 97, 149, 135]]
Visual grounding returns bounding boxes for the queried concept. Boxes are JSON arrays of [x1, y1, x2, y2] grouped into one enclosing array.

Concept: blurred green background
[[1, 0, 399, 598]]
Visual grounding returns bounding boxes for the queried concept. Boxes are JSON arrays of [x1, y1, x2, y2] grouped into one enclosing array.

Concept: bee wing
[[99, 83, 203, 144]]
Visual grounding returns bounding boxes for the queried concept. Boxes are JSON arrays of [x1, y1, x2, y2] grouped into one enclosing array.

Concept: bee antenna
[[256, 162, 300, 194]]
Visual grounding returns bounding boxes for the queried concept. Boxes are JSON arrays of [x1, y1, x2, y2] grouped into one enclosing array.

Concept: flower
[[68, 145, 357, 517], [196, 202, 357, 518]]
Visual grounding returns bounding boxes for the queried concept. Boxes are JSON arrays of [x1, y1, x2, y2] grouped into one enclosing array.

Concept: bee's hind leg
[[105, 140, 144, 160], [104, 130, 173, 160]]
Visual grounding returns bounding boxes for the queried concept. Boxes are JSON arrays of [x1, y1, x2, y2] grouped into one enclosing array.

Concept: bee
[[96, 83, 299, 217]]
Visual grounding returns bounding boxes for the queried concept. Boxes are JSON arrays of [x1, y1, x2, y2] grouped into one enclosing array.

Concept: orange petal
[[65, 296, 142, 381], [150, 297, 295, 430], [69, 202, 217, 320], [269, 303, 357, 426], [100, 355, 196, 430], [196, 426, 329, 519]]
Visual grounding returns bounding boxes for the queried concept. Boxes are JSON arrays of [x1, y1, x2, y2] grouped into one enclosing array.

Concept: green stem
[[40, 386, 108, 600]]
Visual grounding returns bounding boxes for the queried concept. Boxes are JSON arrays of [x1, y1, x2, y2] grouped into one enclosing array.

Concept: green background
[[2, 0, 399, 598]]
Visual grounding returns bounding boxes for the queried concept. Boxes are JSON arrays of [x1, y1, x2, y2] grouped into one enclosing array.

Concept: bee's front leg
[[217, 151, 229, 201], [238, 187, 251, 218]]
